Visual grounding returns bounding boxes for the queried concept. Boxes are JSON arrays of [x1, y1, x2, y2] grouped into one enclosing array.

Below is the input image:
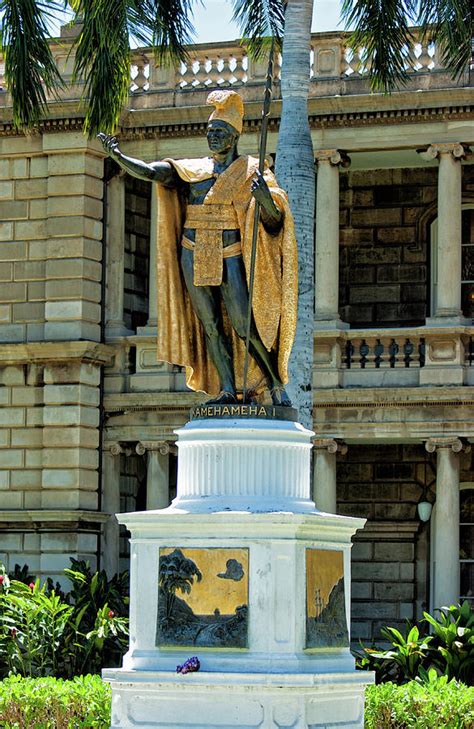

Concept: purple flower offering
[[176, 656, 200, 674]]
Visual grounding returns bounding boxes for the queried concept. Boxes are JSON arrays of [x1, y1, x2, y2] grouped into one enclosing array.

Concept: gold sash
[[184, 204, 239, 286]]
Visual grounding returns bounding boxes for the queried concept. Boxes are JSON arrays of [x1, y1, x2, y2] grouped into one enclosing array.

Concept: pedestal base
[[104, 669, 372, 728], [105, 419, 373, 728]]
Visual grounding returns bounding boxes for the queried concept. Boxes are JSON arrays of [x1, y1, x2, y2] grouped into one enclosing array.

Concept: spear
[[242, 39, 275, 404]]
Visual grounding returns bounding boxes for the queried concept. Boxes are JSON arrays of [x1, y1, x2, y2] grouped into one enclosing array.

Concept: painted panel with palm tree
[[157, 547, 249, 648]]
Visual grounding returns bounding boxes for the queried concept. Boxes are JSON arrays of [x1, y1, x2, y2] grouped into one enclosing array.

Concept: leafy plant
[[356, 602, 474, 686], [423, 602, 474, 684], [0, 561, 129, 680]]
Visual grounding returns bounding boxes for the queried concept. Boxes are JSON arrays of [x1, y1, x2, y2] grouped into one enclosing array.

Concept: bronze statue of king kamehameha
[[99, 90, 298, 407]]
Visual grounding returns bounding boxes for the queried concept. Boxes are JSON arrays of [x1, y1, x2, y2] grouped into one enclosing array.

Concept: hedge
[[0, 674, 111, 728], [0, 674, 473, 728]]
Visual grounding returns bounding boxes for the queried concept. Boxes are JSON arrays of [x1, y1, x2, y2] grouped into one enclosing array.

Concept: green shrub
[[355, 602, 474, 685], [0, 561, 129, 680], [365, 674, 474, 728], [0, 674, 111, 728]]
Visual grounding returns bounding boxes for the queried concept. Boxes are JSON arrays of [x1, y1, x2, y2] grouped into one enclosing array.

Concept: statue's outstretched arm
[[97, 133, 179, 187]]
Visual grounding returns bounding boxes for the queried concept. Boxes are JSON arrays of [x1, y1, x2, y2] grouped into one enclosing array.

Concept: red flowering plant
[[0, 560, 129, 679]]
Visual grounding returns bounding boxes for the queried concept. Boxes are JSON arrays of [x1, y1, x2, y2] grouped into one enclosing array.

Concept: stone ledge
[[0, 509, 109, 528], [0, 341, 114, 366]]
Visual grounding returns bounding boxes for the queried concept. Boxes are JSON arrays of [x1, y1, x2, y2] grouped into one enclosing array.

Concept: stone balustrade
[[0, 29, 468, 114], [314, 326, 474, 388]]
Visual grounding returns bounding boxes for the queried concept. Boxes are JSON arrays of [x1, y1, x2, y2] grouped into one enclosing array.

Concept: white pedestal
[[104, 418, 373, 728]]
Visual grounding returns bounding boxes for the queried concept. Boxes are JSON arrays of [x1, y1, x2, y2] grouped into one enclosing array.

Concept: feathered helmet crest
[[206, 90, 244, 135]]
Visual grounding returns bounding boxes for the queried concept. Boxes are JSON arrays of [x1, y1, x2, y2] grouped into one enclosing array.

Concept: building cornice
[[0, 341, 114, 366]]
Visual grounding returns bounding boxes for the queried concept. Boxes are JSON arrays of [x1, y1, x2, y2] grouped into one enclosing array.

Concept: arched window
[[430, 205, 474, 318]]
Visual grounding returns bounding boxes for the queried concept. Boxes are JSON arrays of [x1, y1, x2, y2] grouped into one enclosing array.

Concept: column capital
[[425, 437, 470, 453], [313, 438, 348, 455], [419, 143, 470, 161], [136, 440, 173, 456], [105, 442, 124, 456], [314, 149, 351, 168]]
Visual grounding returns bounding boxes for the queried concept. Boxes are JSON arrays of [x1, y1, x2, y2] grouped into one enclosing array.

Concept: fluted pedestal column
[[314, 149, 350, 330], [426, 437, 464, 608]]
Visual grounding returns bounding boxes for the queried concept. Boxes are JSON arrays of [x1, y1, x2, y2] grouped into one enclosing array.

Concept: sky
[[192, 0, 342, 43]]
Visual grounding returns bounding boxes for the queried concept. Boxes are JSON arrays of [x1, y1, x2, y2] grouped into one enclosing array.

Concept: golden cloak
[[155, 155, 298, 397]]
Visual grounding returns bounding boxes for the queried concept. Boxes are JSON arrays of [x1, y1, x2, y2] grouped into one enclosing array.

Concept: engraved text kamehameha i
[[98, 90, 298, 410]]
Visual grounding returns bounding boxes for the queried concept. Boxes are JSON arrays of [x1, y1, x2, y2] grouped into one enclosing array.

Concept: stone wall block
[[1, 492, 23, 508], [47, 153, 103, 178], [43, 405, 99, 428], [45, 279, 101, 303], [48, 175, 103, 199], [0, 305, 11, 323], [373, 583, 414, 601], [0, 471, 10, 489], [42, 448, 99, 470], [0, 449, 24, 468], [44, 362, 100, 386], [47, 196, 103, 220], [0, 408, 25, 426], [46, 258, 101, 282], [10, 428, 42, 447], [0, 201, 28, 219], [0, 223, 14, 241], [42, 426, 99, 449], [47, 216, 102, 240], [41, 489, 98, 510], [43, 383, 99, 407], [351, 602, 399, 619], [29, 199, 47, 219], [44, 321, 100, 341], [0, 366, 25, 386], [0, 242, 26, 261], [42, 466, 98, 489], [14, 261, 46, 281], [11, 387, 43, 406], [14, 178, 47, 200], [10, 470, 42, 489], [45, 300, 101, 323], [14, 220, 47, 241], [12, 302, 45, 323], [30, 156, 48, 178], [46, 237, 102, 262]]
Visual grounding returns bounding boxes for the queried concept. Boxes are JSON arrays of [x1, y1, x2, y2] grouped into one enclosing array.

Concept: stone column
[[423, 143, 467, 324], [312, 438, 347, 514], [146, 185, 158, 330], [102, 443, 123, 577], [136, 441, 170, 510], [314, 149, 350, 329], [105, 172, 131, 336], [425, 437, 464, 608]]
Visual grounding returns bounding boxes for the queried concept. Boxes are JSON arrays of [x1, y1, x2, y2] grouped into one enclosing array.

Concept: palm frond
[[71, 0, 130, 135], [133, 0, 198, 64], [418, 0, 472, 79], [341, 0, 418, 92], [0, 0, 65, 129], [231, 0, 285, 58]]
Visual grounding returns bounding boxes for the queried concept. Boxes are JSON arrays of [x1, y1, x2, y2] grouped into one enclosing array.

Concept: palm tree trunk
[[275, 0, 315, 430]]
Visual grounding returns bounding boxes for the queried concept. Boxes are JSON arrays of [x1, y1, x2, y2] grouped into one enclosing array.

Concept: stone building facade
[[0, 26, 473, 643]]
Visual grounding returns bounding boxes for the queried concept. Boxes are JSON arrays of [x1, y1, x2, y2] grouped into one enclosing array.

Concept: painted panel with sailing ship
[[306, 548, 348, 649], [156, 547, 249, 648]]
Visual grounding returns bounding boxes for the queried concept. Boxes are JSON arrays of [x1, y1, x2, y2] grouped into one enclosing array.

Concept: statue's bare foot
[[206, 390, 238, 405], [271, 385, 292, 407]]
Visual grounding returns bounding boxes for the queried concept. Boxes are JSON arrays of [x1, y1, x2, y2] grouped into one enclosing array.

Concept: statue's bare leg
[[221, 255, 292, 407], [181, 248, 237, 403]]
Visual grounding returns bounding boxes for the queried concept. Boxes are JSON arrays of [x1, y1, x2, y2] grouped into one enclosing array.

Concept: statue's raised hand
[[97, 132, 122, 160]]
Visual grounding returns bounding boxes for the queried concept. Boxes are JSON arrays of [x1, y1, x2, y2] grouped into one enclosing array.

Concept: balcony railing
[[314, 326, 474, 389], [0, 29, 469, 113]]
